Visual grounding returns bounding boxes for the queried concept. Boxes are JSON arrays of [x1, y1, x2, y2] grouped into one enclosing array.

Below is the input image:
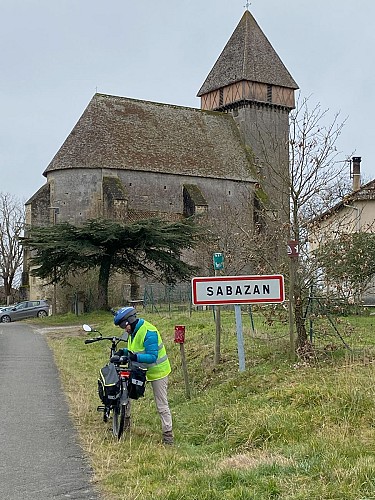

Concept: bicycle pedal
[[97, 405, 106, 412]]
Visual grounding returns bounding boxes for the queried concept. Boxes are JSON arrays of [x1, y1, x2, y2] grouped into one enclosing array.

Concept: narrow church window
[[183, 193, 194, 217], [228, 190, 231, 195], [129, 183, 132, 186], [164, 186, 167, 190], [267, 85, 272, 103]]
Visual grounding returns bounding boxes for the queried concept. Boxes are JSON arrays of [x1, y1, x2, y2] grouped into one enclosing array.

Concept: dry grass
[[220, 451, 294, 470], [45, 310, 375, 499]]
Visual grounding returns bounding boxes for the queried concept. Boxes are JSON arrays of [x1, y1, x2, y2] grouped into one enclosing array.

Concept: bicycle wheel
[[112, 401, 126, 439]]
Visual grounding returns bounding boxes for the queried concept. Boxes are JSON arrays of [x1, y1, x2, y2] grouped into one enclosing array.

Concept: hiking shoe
[[162, 431, 174, 445]]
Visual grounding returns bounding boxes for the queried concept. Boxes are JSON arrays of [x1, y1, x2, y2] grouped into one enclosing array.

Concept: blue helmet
[[113, 306, 137, 326]]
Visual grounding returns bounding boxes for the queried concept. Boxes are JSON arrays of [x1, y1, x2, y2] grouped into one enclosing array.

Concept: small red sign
[[174, 325, 185, 344], [287, 240, 299, 257]]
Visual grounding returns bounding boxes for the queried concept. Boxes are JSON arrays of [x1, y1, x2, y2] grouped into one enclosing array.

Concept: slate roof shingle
[[197, 10, 299, 97], [43, 94, 255, 183]]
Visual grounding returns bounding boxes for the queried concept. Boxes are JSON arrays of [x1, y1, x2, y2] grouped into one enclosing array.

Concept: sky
[[2, 0, 375, 200]]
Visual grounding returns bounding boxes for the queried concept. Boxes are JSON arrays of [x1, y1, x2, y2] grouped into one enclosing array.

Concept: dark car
[[0, 300, 50, 323]]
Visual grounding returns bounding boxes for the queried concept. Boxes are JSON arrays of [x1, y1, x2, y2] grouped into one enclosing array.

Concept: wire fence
[[139, 284, 375, 358], [143, 283, 193, 314]]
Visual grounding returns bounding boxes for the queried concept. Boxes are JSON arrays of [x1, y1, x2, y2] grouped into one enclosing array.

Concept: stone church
[[24, 9, 298, 301]]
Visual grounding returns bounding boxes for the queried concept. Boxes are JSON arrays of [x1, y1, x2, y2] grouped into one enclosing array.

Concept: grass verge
[[42, 309, 375, 500]]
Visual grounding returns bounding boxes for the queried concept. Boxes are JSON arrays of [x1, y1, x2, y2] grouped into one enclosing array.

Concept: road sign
[[287, 240, 299, 257], [192, 274, 285, 305], [213, 252, 224, 270]]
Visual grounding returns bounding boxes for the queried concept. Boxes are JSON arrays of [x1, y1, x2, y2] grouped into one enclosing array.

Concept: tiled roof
[[43, 94, 255, 183], [312, 179, 375, 222], [197, 10, 298, 97]]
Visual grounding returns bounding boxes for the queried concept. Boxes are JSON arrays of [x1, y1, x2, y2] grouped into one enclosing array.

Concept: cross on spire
[[244, 0, 251, 10]]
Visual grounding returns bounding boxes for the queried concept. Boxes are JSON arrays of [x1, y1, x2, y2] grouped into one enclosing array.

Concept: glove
[[128, 351, 137, 362], [114, 350, 123, 357], [110, 355, 120, 363]]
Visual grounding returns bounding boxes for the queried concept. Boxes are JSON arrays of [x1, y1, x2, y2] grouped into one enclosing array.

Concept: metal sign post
[[212, 252, 224, 365], [234, 304, 246, 372]]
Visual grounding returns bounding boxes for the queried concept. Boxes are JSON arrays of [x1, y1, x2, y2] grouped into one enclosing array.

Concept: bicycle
[[83, 323, 135, 439]]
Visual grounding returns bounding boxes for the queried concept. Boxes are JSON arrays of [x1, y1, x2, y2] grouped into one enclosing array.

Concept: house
[[23, 9, 298, 303], [309, 157, 375, 304], [310, 157, 375, 239]]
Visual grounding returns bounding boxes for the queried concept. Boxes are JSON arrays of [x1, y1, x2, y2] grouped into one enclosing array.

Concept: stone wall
[[40, 168, 255, 225]]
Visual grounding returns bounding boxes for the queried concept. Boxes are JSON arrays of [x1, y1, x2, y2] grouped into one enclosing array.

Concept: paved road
[[0, 323, 100, 500]]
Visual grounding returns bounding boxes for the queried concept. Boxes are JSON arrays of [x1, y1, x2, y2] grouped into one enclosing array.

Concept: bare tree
[[288, 96, 349, 350], [243, 95, 350, 353], [187, 95, 350, 357], [0, 193, 24, 303], [193, 186, 288, 279]]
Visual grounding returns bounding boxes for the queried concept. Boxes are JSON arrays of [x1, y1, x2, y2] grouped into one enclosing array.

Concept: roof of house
[[313, 179, 375, 223], [43, 93, 255, 183], [197, 10, 298, 97]]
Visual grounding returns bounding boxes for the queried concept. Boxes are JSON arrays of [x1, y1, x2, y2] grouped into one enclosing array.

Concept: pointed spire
[[197, 10, 298, 97]]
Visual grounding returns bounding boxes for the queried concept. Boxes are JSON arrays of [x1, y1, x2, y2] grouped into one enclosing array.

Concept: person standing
[[113, 306, 174, 445]]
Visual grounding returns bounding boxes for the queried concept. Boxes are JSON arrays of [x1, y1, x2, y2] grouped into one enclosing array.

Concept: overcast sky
[[2, 0, 375, 200]]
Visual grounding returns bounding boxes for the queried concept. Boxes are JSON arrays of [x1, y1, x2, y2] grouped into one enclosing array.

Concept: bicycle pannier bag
[[128, 367, 147, 400], [98, 362, 121, 405]]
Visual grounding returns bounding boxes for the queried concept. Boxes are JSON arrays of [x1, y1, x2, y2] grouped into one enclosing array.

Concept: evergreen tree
[[22, 218, 201, 309]]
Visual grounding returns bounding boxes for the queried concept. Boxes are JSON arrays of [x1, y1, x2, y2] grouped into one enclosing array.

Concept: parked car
[[0, 300, 50, 323], [0, 304, 16, 312]]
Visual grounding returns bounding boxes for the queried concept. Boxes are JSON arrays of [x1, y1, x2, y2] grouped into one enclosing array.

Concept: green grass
[[43, 309, 375, 500]]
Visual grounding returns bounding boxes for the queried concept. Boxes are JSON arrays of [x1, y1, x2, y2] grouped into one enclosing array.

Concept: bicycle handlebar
[[84, 338, 99, 344], [84, 336, 124, 344]]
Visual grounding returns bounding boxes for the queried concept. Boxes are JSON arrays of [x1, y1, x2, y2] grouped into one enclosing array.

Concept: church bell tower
[[197, 10, 298, 212]]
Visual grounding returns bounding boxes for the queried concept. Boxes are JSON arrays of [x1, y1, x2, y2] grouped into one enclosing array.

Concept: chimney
[[352, 156, 361, 191]]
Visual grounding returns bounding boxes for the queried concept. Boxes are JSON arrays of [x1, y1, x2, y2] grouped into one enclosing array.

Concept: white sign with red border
[[192, 274, 285, 305]]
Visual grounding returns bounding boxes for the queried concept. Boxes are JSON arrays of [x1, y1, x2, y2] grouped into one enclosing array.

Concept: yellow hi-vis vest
[[128, 320, 171, 382]]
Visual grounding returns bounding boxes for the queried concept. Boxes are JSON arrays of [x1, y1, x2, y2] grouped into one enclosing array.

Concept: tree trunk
[[98, 256, 111, 310], [130, 273, 140, 301], [3, 278, 11, 299], [295, 293, 308, 349]]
